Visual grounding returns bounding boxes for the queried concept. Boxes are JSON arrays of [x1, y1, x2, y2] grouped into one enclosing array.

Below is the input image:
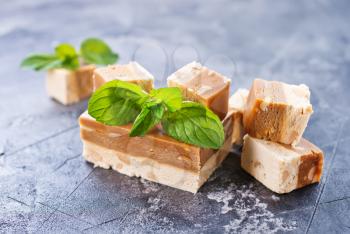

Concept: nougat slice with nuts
[[93, 62, 154, 92], [228, 88, 249, 145], [241, 135, 323, 194], [243, 79, 313, 145], [167, 62, 231, 119], [79, 110, 234, 193], [46, 65, 95, 105]]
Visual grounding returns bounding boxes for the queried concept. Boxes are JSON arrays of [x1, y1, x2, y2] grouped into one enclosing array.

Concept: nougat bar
[[241, 135, 323, 194], [79, 111, 233, 193], [46, 65, 95, 105], [243, 79, 313, 145], [228, 88, 249, 145], [93, 62, 154, 92], [167, 62, 231, 119]]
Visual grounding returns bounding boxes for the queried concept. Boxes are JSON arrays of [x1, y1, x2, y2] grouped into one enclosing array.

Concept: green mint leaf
[[161, 101, 225, 149], [150, 87, 182, 112], [88, 80, 149, 126], [80, 38, 119, 65], [20, 54, 62, 71], [129, 100, 165, 137], [55, 43, 77, 58], [55, 43, 79, 70]]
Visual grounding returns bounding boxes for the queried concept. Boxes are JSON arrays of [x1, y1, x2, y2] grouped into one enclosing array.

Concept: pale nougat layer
[[46, 65, 96, 105], [79, 111, 233, 193], [243, 79, 313, 145], [241, 135, 323, 194], [228, 88, 249, 145], [167, 62, 231, 120], [93, 62, 154, 92], [83, 135, 232, 193]]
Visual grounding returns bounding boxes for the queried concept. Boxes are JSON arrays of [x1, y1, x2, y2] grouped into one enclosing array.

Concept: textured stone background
[[1, 0, 350, 233]]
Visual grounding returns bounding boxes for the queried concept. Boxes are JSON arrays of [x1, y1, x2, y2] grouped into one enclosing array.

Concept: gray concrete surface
[[0, 0, 350, 233]]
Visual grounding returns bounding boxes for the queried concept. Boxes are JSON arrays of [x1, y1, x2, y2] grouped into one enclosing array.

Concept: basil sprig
[[88, 80, 225, 149], [21, 38, 118, 71]]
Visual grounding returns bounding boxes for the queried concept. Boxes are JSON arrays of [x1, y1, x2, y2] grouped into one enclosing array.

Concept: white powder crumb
[[271, 195, 280, 201], [140, 178, 160, 194], [207, 183, 296, 233], [147, 197, 161, 211], [207, 190, 234, 214]]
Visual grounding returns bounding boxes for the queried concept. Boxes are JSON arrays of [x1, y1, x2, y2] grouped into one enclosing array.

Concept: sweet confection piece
[[167, 62, 231, 119], [241, 135, 323, 194], [243, 79, 313, 146], [79, 111, 233, 193], [93, 62, 154, 92], [46, 65, 95, 105], [228, 88, 249, 145]]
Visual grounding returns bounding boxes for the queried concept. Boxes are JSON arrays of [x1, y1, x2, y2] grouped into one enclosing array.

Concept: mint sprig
[[150, 87, 182, 112], [130, 100, 165, 137], [20, 54, 62, 71], [161, 102, 224, 149], [80, 38, 119, 65], [88, 80, 225, 149], [54, 43, 79, 70], [21, 38, 119, 71], [88, 80, 148, 126]]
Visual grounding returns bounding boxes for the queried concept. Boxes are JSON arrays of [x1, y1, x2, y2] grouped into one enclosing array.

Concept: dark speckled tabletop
[[1, 1, 350, 233]]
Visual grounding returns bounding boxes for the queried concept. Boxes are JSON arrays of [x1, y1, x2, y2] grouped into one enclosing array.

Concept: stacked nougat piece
[[238, 79, 323, 194], [79, 61, 233, 193], [46, 65, 96, 105]]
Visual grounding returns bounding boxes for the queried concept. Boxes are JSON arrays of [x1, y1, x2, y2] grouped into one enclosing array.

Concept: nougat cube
[[93, 62, 154, 92], [228, 88, 249, 145], [241, 135, 323, 194], [167, 62, 231, 119], [79, 111, 233, 193], [46, 65, 95, 105], [243, 79, 313, 146]]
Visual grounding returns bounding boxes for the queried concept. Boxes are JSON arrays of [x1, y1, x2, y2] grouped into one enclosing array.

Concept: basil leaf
[[161, 102, 224, 149], [88, 80, 149, 125], [55, 43, 79, 70], [80, 38, 119, 65], [20, 54, 62, 71], [150, 87, 182, 112], [129, 101, 165, 137]]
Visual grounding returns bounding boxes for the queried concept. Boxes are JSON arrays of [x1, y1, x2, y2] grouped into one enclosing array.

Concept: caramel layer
[[80, 111, 233, 172]]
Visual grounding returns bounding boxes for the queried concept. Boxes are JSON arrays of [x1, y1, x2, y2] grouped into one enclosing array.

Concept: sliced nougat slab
[[93, 62, 154, 92], [46, 65, 96, 105], [228, 88, 249, 145], [167, 62, 231, 119], [243, 79, 313, 146], [241, 135, 323, 194], [79, 111, 233, 193]]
